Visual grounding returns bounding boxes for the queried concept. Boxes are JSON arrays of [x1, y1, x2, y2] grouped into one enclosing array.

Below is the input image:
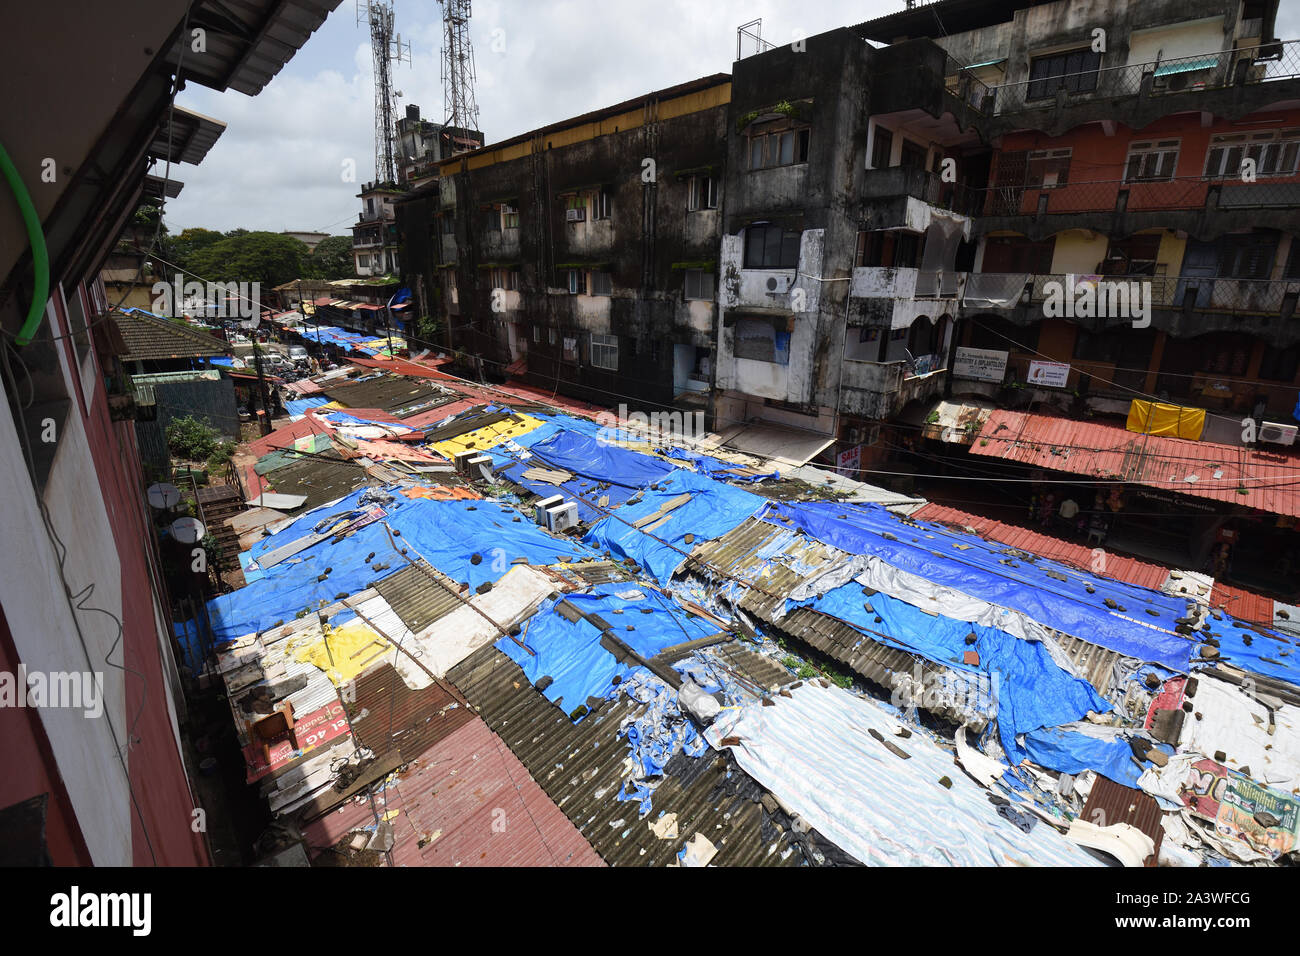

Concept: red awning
[[971, 410, 1300, 518]]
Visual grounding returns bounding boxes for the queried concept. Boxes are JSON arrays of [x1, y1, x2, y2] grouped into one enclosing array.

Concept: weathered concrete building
[[398, 75, 732, 416]]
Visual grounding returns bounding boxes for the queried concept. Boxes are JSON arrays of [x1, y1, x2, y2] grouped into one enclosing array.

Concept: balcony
[[970, 40, 1300, 133], [840, 357, 947, 419], [973, 174, 1300, 238], [861, 166, 983, 226]]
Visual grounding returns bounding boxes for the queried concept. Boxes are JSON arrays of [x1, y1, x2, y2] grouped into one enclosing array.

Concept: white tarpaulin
[[963, 272, 1030, 308], [705, 682, 1104, 866]]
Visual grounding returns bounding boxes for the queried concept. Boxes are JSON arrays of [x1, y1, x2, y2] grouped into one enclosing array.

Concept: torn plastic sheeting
[[585, 469, 765, 582], [1018, 727, 1154, 788], [527, 428, 676, 489], [205, 494, 595, 643], [765, 501, 1192, 670], [801, 579, 1110, 763], [496, 584, 716, 714], [616, 671, 710, 816], [705, 681, 1104, 866], [660, 447, 779, 483], [497, 460, 638, 522]]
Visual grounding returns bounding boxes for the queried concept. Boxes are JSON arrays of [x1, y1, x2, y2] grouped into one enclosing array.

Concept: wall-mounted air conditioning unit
[[467, 455, 494, 480], [533, 494, 564, 524], [1260, 421, 1298, 446], [545, 502, 579, 533], [453, 450, 478, 475], [765, 275, 793, 294], [565, 208, 585, 223]]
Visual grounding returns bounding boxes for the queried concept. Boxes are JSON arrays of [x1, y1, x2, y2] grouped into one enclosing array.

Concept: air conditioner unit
[[565, 208, 585, 223], [453, 450, 478, 475], [1260, 421, 1298, 446], [467, 455, 494, 481], [545, 502, 579, 533], [765, 275, 793, 294], [533, 494, 564, 524]]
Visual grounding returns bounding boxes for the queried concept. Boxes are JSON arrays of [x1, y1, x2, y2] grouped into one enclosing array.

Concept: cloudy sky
[[163, 0, 1300, 236]]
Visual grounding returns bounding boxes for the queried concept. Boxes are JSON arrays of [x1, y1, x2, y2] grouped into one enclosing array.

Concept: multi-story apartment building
[[0, 0, 337, 865], [398, 75, 732, 416], [395, 103, 483, 187], [352, 181, 405, 277]]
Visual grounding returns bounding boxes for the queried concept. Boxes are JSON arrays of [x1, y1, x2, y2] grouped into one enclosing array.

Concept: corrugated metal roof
[[321, 374, 453, 418], [114, 310, 231, 361], [914, 503, 1170, 591], [373, 562, 465, 633], [447, 646, 813, 866], [259, 454, 372, 513], [973, 410, 1300, 519], [1079, 777, 1164, 865]]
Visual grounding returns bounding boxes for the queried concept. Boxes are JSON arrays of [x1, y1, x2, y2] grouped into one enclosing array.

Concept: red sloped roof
[[972, 410, 1300, 518], [245, 413, 332, 457], [1209, 582, 1276, 625], [350, 355, 457, 379], [913, 503, 1170, 590]]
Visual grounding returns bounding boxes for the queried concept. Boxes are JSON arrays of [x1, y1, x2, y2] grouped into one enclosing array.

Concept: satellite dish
[[147, 482, 181, 509], [170, 517, 207, 544]]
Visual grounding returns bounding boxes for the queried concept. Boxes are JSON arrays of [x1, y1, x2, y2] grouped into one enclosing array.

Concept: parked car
[[288, 345, 310, 363]]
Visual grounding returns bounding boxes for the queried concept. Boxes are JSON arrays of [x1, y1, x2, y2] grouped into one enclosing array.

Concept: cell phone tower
[[439, 0, 480, 152], [357, 1, 410, 184]]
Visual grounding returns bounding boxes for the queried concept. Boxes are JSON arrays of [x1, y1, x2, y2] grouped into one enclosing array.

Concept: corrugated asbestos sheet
[[685, 518, 974, 724], [373, 561, 465, 633], [348, 663, 474, 762], [1052, 634, 1126, 697], [447, 646, 811, 866], [1080, 776, 1164, 866], [321, 374, 452, 418]]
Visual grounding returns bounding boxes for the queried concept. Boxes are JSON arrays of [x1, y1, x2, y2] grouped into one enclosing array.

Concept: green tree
[[161, 226, 224, 275], [187, 231, 311, 288], [166, 415, 220, 461], [308, 235, 356, 280]]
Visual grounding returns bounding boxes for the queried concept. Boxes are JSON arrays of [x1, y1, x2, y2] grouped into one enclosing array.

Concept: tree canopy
[[185, 231, 311, 288]]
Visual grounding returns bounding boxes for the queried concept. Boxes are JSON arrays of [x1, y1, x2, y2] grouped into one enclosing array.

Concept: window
[[1259, 344, 1300, 383], [684, 269, 715, 300], [855, 231, 924, 269], [565, 196, 586, 222], [485, 206, 501, 232], [1220, 234, 1277, 279], [748, 124, 811, 170], [743, 224, 801, 269], [566, 270, 583, 294], [532, 324, 542, 344], [1204, 130, 1300, 178], [688, 175, 718, 211], [733, 318, 790, 365], [501, 203, 519, 229], [1101, 234, 1161, 276], [871, 125, 893, 169], [1124, 140, 1180, 182], [490, 268, 520, 291], [563, 336, 578, 362], [1026, 48, 1101, 100], [900, 139, 927, 170], [590, 271, 613, 296], [548, 328, 557, 345], [592, 191, 612, 220], [590, 333, 618, 370], [1026, 148, 1071, 187]]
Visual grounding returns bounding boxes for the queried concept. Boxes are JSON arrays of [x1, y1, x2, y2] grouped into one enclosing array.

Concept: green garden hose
[[0, 138, 50, 345]]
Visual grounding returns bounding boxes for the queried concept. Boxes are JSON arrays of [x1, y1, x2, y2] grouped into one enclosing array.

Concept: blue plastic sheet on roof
[[765, 500, 1194, 670], [285, 396, 329, 416], [496, 583, 715, 714], [203, 491, 596, 642], [526, 428, 675, 488], [1018, 727, 1155, 788], [208, 356, 235, 367], [1199, 618, 1300, 689], [585, 469, 765, 582], [661, 447, 779, 483], [801, 581, 1110, 763], [496, 460, 637, 522]]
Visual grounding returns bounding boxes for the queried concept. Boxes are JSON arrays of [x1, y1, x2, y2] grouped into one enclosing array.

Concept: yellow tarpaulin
[[291, 620, 390, 686], [429, 412, 547, 459], [1126, 399, 1205, 441]]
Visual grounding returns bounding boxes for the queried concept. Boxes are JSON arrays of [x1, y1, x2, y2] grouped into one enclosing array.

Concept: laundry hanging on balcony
[[915, 211, 968, 297]]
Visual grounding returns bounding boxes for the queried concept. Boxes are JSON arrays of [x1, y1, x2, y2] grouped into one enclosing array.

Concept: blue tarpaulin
[[526, 429, 675, 488], [585, 469, 765, 582], [285, 396, 329, 416], [496, 460, 638, 522], [801, 581, 1110, 763], [496, 583, 715, 713], [1018, 727, 1151, 788], [765, 501, 1194, 670], [661, 447, 779, 483], [204, 492, 597, 642]]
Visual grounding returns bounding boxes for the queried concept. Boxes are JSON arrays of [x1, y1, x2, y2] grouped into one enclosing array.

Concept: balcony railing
[[861, 166, 983, 217], [977, 40, 1300, 114], [975, 174, 1300, 218], [963, 272, 1300, 317]]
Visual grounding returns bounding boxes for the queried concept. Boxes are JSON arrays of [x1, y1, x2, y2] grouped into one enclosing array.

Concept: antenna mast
[[439, 0, 480, 153], [357, 1, 410, 183]]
